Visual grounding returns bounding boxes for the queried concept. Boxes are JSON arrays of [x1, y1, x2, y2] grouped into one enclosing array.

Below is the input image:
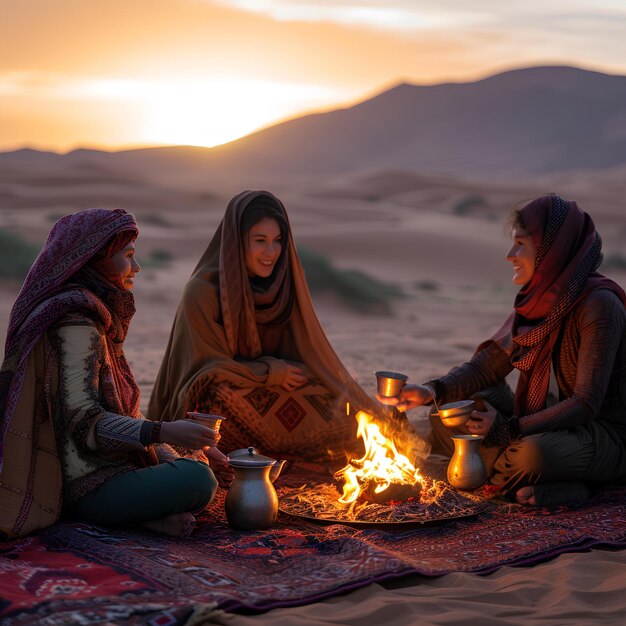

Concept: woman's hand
[[160, 420, 220, 449], [204, 446, 234, 488], [376, 384, 434, 412], [276, 363, 308, 391], [466, 401, 497, 435]]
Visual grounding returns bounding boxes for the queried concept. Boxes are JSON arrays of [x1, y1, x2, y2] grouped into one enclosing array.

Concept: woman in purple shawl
[[0, 209, 218, 539], [379, 195, 626, 506]]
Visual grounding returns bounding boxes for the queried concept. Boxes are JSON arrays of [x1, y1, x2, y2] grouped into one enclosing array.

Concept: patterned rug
[[1, 463, 625, 625]]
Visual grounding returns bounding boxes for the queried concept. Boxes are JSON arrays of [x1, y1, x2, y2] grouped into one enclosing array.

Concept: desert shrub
[[453, 195, 487, 216], [141, 248, 173, 268], [0, 229, 40, 280], [603, 253, 626, 270], [414, 279, 438, 291], [141, 213, 171, 227], [298, 246, 403, 313]]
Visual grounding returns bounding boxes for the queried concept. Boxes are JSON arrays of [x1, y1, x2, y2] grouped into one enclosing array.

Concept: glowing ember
[[334, 410, 423, 504]]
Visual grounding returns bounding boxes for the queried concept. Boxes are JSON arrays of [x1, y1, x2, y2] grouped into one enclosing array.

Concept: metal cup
[[374, 371, 409, 398], [186, 411, 226, 434], [437, 400, 475, 428]]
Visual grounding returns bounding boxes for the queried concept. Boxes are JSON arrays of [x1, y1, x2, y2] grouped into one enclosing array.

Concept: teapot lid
[[228, 447, 277, 468]]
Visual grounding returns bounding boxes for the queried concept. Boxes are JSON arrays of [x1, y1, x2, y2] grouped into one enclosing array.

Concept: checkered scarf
[[507, 195, 623, 415]]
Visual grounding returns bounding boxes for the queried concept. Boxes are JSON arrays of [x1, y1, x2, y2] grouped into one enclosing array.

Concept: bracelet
[[150, 421, 163, 444]]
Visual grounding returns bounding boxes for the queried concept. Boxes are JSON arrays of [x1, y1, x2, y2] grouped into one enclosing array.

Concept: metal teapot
[[225, 447, 287, 531]]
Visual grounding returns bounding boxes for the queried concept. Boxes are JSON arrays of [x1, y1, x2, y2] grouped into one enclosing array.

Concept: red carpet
[[1, 464, 625, 625]]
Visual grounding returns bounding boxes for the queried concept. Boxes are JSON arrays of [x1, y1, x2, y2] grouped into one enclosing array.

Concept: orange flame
[[334, 410, 422, 504]]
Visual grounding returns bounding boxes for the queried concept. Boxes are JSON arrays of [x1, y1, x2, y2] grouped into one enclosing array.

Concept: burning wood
[[278, 410, 487, 524], [334, 410, 423, 505], [363, 480, 420, 504], [279, 480, 485, 524], [279, 410, 486, 525]]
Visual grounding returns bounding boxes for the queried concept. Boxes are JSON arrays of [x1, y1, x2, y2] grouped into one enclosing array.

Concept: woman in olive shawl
[[0, 208, 218, 539], [379, 194, 626, 506], [149, 190, 406, 463]]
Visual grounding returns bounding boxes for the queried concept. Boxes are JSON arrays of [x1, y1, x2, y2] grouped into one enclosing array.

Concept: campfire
[[334, 411, 423, 504], [279, 410, 487, 524]]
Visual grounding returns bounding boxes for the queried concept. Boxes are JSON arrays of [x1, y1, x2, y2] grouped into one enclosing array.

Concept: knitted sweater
[[52, 323, 178, 505]]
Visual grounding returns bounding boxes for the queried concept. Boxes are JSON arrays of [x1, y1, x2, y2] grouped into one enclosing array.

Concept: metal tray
[[279, 498, 488, 527]]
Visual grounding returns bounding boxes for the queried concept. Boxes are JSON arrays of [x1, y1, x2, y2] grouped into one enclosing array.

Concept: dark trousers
[[69, 458, 217, 526], [490, 421, 626, 491], [429, 413, 626, 493]]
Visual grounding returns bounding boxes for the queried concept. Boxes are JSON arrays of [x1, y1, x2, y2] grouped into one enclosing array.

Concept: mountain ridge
[[2, 65, 625, 182]]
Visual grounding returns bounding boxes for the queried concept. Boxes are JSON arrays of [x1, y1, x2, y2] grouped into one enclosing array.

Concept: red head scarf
[[503, 194, 625, 415]]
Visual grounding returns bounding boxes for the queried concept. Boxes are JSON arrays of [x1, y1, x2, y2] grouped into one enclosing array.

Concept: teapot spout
[[269, 459, 287, 483]]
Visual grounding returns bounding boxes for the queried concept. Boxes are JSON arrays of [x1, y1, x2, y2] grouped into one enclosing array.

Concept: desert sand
[[1, 158, 625, 624], [212, 549, 626, 626]]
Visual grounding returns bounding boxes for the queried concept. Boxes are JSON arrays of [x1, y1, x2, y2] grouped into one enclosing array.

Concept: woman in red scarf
[[0, 209, 218, 539], [379, 195, 626, 506]]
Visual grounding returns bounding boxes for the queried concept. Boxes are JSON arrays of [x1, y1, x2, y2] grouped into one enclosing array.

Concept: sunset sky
[[2, 0, 626, 152]]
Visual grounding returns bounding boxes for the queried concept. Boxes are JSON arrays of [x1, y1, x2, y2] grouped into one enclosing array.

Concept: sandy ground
[[1, 163, 625, 624], [211, 549, 626, 626]]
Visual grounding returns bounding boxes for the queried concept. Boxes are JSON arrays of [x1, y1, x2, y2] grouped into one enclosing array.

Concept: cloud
[[210, 1, 492, 31], [210, 0, 626, 35]]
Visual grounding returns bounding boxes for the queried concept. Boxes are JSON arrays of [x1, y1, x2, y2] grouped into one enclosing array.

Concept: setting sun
[[138, 78, 339, 147], [1, 1, 626, 151]]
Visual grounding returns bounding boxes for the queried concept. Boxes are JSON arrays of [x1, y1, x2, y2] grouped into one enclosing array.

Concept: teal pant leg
[[69, 458, 217, 526]]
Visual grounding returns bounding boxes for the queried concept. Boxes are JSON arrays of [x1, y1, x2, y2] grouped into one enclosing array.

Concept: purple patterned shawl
[[0, 208, 138, 469]]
